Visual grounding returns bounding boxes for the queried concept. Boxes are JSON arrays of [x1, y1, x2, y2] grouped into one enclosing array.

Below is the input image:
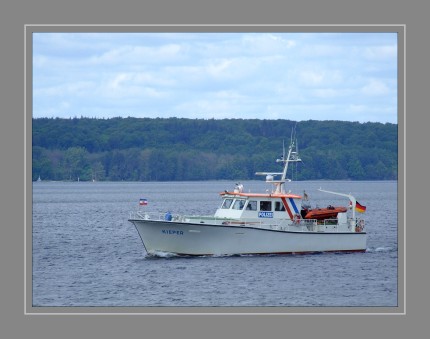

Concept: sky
[[32, 32, 398, 123]]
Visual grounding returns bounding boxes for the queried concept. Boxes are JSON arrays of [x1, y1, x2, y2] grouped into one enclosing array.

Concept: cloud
[[34, 81, 94, 97], [32, 32, 398, 123], [364, 45, 397, 60], [204, 57, 261, 81], [206, 58, 234, 77], [348, 104, 367, 113], [241, 33, 296, 55], [361, 79, 390, 96], [313, 88, 342, 99], [298, 69, 343, 87], [90, 43, 184, 65], [299, 70, 325, 86], [106, 72, 173, 90]]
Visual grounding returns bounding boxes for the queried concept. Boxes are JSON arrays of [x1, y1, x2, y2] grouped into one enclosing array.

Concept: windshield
[[232, 199, 246, 210], [221, 198, 233, 209]]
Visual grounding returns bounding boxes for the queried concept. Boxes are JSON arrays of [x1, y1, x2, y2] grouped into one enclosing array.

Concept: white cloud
[[60, 101, 71, 110], [90, 44, 184, 65], [213, 90, 247, 100], [34, 81, 94, 97], [299, 70, 325, 86], [204, 57, 261, 81], [32, 32, 398, 123], [361, 79, 390, 96], [298, 69, 343, 87], [206, 59, 234, 77], [348, 104, 367, 113], [107, 72, 166, 89], [313, 88, 341, 99], [108, 73, 130, 89], [174, 99, 231, 117], [241, 33, 296, 55], [299, 44, 344, 58], [364, 45, 397, 60]]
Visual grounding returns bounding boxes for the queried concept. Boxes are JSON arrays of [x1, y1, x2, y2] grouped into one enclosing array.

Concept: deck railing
[[129, 211, 365, 233]]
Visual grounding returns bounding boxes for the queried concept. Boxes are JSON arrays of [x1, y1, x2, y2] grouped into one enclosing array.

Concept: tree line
[[32, 117, 398, 181]]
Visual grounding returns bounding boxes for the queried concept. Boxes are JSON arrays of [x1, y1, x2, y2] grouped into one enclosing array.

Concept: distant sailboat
[[37, 175, 41, 182]]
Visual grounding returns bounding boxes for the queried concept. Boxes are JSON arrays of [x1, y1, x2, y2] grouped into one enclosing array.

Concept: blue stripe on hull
[[289, 198, 299, 214]]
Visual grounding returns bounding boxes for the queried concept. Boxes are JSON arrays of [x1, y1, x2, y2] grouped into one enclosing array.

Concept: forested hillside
[[32, 117, 397, 181]]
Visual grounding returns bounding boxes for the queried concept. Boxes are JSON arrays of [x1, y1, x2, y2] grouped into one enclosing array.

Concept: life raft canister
[[355, 219, 364, 232]]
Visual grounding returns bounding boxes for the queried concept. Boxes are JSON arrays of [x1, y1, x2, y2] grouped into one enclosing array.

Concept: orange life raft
[[303, 205, 348, 220]]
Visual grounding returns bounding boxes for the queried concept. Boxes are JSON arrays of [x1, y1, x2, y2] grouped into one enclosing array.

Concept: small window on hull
[[260, 201, 272, 211], [275, 201, 285, 211], [246, 201, 257, 210]]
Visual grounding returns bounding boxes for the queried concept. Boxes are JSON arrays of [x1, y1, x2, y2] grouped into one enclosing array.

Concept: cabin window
[[260, 201, 272, 211], [275, 201, 285, 211], [221, 198, 233, 209], [232, 199, 246, 210], [246, 200, 257, 211]]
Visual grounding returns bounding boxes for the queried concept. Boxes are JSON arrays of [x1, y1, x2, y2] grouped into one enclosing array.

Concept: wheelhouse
[[214, 192, 302, 220]]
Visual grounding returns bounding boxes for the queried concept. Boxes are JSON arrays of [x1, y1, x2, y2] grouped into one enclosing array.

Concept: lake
[[32, 180, 398, 308]]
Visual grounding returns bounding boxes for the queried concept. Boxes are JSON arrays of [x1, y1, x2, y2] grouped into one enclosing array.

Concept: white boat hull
[[129, 219, 367, 256]]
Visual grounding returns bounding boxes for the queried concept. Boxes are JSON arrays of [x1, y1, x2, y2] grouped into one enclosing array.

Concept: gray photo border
[[6, 0, 427, 336]]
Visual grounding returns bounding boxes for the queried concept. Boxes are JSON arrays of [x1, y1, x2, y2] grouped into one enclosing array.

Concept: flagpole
[[318, 188, 357, 220]]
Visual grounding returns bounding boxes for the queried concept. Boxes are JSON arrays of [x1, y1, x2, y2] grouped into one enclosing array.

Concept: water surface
[[32, 180, 398, 307]]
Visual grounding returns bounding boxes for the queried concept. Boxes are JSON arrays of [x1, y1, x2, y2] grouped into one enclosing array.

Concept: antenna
[[256, 126, 302, 194], [282, 139, 285, 161], [290, 127, 294, 145], [290, 122, 298, 144]]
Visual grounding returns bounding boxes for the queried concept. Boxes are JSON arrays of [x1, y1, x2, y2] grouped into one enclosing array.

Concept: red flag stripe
[[355, 201, 366, 212]]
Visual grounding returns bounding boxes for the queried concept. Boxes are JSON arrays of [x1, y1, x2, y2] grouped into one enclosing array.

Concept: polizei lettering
[[162, 229, 184, 235], [258, 211, 273, 218]]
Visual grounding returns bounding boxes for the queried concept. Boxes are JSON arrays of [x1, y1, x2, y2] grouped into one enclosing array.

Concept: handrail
[[129, 211, 365, 233]]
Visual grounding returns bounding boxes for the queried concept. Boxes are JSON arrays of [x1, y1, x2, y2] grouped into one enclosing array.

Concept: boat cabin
[[214, 190, 303, 221], [212, 133, 357, 227]]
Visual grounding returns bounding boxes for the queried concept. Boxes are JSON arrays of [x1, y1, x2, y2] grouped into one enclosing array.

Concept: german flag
[[355, 201, 366, 213]]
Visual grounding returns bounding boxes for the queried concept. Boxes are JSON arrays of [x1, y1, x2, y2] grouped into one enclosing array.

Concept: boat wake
[[366, 246, 396, 253], [144, 252, 328, 259], [144, 251, 180, 259], [145, 252, 243, 259]]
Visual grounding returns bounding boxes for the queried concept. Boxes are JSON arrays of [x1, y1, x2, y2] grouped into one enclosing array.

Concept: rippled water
[[32, 180, 398, 307]]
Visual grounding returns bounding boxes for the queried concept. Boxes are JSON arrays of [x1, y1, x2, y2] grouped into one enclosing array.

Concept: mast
[[279, 137, 294, 183], [256, 128, 302, 194]]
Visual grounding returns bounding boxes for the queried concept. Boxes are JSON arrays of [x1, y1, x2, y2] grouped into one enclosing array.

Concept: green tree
[[63, 146, 91, 181], [32, 117, 398, 181], [32, 146, 53, 181]]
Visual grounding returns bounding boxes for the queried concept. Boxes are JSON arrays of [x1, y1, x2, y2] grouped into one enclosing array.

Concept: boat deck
[[129, 211, 365, 233]]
